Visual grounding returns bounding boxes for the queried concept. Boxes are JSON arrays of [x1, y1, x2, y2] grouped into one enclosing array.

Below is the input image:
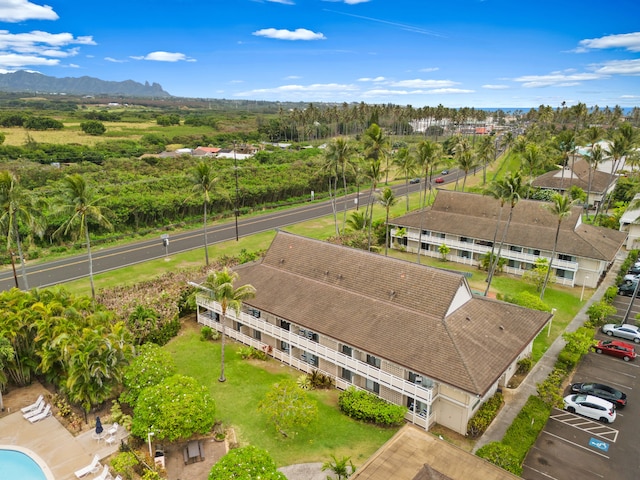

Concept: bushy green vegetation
[[466, 391, 504, 438], [338, 387, 407, 426]]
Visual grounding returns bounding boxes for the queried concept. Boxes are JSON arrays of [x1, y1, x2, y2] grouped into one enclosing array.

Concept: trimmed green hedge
[[467, 391, 503, 438], [338, 387, 406, 426]]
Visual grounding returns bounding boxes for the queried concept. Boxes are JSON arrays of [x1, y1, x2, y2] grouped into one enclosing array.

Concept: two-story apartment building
[[192, 232, 551, 435], [391, 190, 626, 289]]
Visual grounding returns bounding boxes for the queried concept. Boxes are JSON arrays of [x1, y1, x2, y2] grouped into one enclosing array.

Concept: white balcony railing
[[196, 295, 434, 407]]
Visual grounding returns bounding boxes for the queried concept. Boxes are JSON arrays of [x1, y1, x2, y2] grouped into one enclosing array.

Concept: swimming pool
[[0, 446, 54, 480]]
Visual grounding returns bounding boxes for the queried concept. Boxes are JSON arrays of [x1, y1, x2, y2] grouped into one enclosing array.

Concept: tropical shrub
[[131, 374, 216, 442], [80, 120, 106, 135], [475, 442, 521, 475], [208, 446, 286, 480], [111, 451, 138, 480], [338, 387, 406, 426], [120, 343, 177, 406], [466, 391, 503, 438]]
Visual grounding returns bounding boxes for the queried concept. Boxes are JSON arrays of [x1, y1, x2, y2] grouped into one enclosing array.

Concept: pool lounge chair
[[23, 400, 46, 420], [92, 464, 112, 480], [28, 403, 51, 423], [74, 454, 101, 478], [21, 394, 44, 414]]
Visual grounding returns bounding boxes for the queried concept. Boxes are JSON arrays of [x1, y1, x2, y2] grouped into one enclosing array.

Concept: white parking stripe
[[550, 411, 619, 442], [542, 430, 610, 459]]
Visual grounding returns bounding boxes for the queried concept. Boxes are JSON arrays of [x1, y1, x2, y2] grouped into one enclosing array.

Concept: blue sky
[[0, 0, 639, 109]]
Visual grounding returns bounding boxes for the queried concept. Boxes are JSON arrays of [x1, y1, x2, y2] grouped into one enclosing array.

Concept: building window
[[300, 351, 318, 366], [408, 372, 422, 384], [365, 379, 380, 394], [341, 368, 353, 382], [300, 328, 319, 342], [420, 242, 429, 251], [508, 259, 521, 269], [247, 308, 261, 318], [280, 341, 290, 352], [278, 319, 290, 331], [366, 354, 381, 368], [438, 233, 445, 239], [422, 230, 430, 236], [558, 254, 574, 262], [509, 245, 522, 253], [401, 237, 408, 246], [556, 269, 574, 280], [458, 250, 471, 259], [235, 322, 243, 332], [460, 236, 471, 243], [342, 345, 353, 357], [253, 330, 261, 341]]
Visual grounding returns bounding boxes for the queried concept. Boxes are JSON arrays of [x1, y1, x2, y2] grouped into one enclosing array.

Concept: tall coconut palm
[[365, 157, 384, 251], [191, 161, 218, 266], [598, 133, 632, 222], [453, 137, 476, 192], [521, 143, 545, 198], [476, 135, 497, 185], [415, 140, 442, 208], [585, 144, 604, 220], [392, 147, 417, 211], [484, 171, 524, 296], [203, 267, 256, 382], [378, 187, 397, 256], [324, 137, 355, 233], [54, 174, 112, 300], [363, 124, 389, 184], [540, 194, 575, 299], [0, 171, 46, 290]]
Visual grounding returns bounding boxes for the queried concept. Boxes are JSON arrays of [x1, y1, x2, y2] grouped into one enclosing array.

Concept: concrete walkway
[[473, 251, 626, 453]]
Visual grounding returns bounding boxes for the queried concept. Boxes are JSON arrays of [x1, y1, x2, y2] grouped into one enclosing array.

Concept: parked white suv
[[563, 394, 616, 423]]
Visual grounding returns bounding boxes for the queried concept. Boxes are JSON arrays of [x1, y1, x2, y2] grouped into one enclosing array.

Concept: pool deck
[[0, 383, 121, 480]]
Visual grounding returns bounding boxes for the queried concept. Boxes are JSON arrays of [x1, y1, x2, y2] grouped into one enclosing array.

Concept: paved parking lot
[[522, 327, 640, 480]]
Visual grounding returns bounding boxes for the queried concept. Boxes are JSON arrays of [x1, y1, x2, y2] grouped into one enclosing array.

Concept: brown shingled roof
[[234, 231, 551, 396], [392, 190, 626, 262], [531, 158, 612, 193]]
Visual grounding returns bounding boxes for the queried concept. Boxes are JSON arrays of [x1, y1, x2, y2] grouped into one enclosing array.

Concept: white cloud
[[322, 0, 372, 4], [0, 0, 58, 22], [578, 32, 640, 53], [0, 53, 58, 67], [388, 79, 458, 88], [357, 76, 385, 82], [0, 30, 95, 69], [284, 75, 301, 79], [104, 57, 127, 63], [268, 0, 295, 4], [513, 71, 604, 88], [131, 51, 196, 62], [362, 87, 474, 96], [592, 59, 640, 75], [482, 84, 509, 90], [419, 67, 439, 73], [252, 28, 326, 41], [237, 82, 357, 96]]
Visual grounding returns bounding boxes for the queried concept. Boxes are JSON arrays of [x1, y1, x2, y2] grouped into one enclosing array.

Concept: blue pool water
[[0, 449, 47, 480]]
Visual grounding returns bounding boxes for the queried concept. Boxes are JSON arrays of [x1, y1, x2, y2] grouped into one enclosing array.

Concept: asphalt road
[[1, 170, 464, 292]]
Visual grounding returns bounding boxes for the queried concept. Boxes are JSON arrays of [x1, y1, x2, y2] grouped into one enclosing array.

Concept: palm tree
[[54, 174, 112, 300], [476, 135, 496, 185], [453, 137, 476, 191], [364, 157, 384, 251], [0, 171, 46, 290], [190, 161, 218, 266], [521, 143, 545, 198], [378, 187, 397, 256], [203, 267, 256, 382], [540, 194, 575, 299], [484, 171, 524, 296], [393, 147, 417, 211], [585, 143, 604, 220], [363, 124, 389, 184], [414, 140, 442, 208], [598, 133, 632, 222], [324, 137, 355, 233]]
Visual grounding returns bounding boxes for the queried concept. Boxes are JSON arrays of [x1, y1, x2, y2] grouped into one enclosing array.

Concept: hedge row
[[337, 387, 406, 426]]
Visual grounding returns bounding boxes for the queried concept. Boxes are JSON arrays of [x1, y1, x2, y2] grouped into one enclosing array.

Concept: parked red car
[[595, 339, 637, 361]]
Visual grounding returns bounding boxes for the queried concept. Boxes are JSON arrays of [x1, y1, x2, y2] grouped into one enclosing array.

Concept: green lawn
[[166, 326, 398, 467]]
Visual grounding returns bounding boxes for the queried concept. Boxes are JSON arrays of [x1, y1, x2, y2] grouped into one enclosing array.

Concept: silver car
[[602, 323, 640, 343]]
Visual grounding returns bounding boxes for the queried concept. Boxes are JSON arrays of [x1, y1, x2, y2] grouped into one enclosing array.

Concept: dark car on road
[[570, 382, 627, 408], [595, 339, 637, 361], [409, 178, 421, 184]]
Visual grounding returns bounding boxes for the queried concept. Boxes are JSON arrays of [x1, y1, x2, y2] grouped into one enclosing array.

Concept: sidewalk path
[[473, 252, 626, 453]]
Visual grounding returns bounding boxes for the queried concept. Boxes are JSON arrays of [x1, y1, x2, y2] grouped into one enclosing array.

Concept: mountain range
[[0, 71, 171, 98]]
